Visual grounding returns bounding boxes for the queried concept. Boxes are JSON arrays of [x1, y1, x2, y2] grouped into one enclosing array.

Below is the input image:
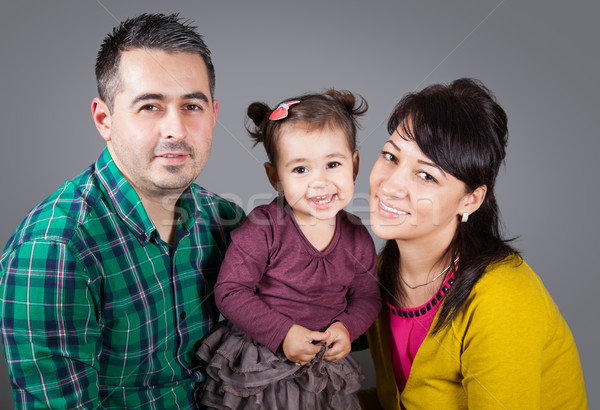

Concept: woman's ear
[[460, 185, 487, 217], [264, 162, 282, 193]]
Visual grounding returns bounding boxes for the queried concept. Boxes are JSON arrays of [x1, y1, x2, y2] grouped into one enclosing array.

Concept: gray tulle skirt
[[196, 322, 363, 410]]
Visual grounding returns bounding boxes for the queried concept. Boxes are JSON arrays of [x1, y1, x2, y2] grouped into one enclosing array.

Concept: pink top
[[386, 272, 455, 391]]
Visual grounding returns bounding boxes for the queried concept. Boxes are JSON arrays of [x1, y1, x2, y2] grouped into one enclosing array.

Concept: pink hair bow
[[268, 100, 300, 120]]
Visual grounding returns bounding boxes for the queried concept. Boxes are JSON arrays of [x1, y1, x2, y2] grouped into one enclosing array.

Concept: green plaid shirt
[[0, 148, 244, 409]]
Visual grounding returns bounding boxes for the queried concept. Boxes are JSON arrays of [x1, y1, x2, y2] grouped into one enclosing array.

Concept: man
[[0, 13, 243, 408]]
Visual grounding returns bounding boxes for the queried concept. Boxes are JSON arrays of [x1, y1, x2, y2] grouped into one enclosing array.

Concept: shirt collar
[[176, 185, 204, 231], [94, 148, 201, 245], [94, 148, 158, 245]]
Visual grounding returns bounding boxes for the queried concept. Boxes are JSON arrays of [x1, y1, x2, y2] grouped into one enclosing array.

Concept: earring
[[461, 213, 469, 223]]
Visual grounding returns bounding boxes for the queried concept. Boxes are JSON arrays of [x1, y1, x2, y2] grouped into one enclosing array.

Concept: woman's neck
[[395, 228, 456, 294]]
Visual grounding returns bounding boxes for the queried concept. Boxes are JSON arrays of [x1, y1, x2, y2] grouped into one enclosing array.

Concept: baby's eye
[[417, 171, 437, 183], [292, 166, 308, 174], [327, 161, 341, 169]]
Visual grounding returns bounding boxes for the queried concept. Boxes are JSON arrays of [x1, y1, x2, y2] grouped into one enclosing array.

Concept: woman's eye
[[293, 166, 308, 174], [327, 161, 341, 169], [417, 171, 437, 183], [381, 151, 396, 162]]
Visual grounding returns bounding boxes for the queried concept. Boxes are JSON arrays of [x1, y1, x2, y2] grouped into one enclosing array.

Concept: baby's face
[[269, 124, 358, 227]]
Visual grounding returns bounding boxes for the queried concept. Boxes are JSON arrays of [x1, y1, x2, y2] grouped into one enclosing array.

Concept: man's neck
[[139, 192, 183, 245]]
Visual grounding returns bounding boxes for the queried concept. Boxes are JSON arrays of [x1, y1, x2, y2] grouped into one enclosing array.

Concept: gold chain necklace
[[400, 258, 459, 290]]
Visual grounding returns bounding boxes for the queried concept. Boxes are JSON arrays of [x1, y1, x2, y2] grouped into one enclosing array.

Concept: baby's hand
[[282, 324, 329, 365], [323, 322, 351, 362]]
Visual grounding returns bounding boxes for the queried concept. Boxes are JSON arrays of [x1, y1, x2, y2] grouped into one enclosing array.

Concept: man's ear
[[212, 99, 219, 129], [460, 185, 487, 217], [352, 150, 360, 181], [264, 162, 281, 193], [91, 98, 112, 142]]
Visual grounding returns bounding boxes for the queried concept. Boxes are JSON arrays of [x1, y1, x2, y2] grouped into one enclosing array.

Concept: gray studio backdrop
[[1, 1, 597, 407]]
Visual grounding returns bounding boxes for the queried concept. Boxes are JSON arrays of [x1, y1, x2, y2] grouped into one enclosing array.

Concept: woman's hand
[[323, 322, 351, 362], [282, 324, 329, 365]]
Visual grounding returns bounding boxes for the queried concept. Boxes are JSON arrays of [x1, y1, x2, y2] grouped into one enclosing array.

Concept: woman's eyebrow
[[418, 159, 446, 176], [384, 140, 400, 151]]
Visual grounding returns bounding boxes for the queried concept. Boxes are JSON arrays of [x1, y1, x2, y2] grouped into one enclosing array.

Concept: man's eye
[[293, 166, 308, 174], [185, 104, 202, 111], [140, 104, 158, 111]]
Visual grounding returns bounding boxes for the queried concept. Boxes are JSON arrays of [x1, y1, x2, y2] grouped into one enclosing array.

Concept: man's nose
[[161, 108, 186, 140]]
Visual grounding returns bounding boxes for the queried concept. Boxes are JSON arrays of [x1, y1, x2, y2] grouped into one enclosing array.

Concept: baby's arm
[[324, 225, 381, 361], [215, 207, 328, 359]]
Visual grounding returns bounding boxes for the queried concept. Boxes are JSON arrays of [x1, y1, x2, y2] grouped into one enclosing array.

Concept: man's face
[[97, 48, 218, 200]]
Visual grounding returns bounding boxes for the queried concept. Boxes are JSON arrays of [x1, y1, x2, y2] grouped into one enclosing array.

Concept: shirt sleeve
[[458, 269, 546, 408], [333, 225, 381, 341], [214, 211, 295, 353], [0, 240, 101, 409]]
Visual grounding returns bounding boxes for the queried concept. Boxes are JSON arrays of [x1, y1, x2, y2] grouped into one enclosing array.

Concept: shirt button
[[180, 311, 187, 320]]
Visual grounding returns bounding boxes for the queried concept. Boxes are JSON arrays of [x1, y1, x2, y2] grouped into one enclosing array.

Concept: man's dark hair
[[95, 13, 215, 112]]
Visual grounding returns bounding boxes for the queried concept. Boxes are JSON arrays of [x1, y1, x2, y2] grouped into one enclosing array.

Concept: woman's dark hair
[[246, 89, 368, 165], [380, 78, 519, 332]]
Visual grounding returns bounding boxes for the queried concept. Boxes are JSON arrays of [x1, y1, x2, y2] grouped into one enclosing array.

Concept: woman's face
[[369, 126, 474, 247]]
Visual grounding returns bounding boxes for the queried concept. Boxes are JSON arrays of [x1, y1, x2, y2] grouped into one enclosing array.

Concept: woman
[[361, 78, 588, 409]]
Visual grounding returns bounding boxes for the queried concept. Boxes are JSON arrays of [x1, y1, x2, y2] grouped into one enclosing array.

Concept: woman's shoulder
[[474, 254, 544, 297], [462, 254, 553, 323]]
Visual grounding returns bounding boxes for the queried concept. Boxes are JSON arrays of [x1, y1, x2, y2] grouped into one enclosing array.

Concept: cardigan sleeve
[[364, 313, 402, 410], [457, 261, 548, 408]]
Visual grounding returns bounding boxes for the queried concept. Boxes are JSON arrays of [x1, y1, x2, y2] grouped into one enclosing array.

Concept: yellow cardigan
[[360, 256, 588, 409]]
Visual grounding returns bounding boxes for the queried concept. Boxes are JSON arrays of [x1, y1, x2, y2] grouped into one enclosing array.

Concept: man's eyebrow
[[183, 92, 209, 103], [131, 92, 210, 107], [131, 93, 165, 107]]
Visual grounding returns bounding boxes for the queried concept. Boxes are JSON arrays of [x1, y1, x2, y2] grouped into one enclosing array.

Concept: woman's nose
[[379, 168, 409, 199]]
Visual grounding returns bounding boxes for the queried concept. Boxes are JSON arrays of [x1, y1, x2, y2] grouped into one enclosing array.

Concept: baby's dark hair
[[246, 89, 368, 165]]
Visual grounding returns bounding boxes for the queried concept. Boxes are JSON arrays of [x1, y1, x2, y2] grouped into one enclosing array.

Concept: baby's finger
[[306, 330, 330, 343]]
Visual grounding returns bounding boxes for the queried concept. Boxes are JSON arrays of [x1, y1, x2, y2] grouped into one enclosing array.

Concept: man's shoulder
[[189, 184, 245, 223], [3, 165, 102, 253]]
